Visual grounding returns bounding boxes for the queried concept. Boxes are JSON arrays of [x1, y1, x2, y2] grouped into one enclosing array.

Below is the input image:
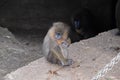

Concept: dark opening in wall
[[0, 0, 118, 43], [70, 0, 118, 42]]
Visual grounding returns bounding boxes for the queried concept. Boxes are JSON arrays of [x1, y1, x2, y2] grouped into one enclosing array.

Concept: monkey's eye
[[74, 20, 80, 29], [55, 32, 62, 39]]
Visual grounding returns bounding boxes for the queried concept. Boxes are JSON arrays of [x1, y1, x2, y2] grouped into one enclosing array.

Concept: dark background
[[0, 0, 118, 31]]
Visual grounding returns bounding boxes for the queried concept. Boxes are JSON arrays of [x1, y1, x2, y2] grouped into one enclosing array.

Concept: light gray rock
[[5, 29, 120, 80], [0, 27, 42, 79]]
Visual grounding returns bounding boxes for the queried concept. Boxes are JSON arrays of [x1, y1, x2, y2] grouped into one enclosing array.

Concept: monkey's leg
[[47, 50, 61, 65], [47, 46, 72, 66], [51, 48, 67, 65]]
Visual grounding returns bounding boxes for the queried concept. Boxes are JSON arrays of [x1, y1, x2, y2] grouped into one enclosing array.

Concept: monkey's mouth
[[56, 38, 71, 47], [61, 41, 69, 48]]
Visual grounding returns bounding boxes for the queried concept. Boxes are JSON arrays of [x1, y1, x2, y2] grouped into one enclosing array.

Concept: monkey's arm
[[42, 35, 51, 57], [51, 48, 68, 66], [50, 46, 72, 66]]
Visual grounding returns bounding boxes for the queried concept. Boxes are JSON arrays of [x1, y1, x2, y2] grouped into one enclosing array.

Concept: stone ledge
[[5, 29, 120, 80], [0, 27, 42, 79]]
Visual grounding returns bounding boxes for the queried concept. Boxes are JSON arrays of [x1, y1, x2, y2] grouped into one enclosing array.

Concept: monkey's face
[[54, 27, 70, 47], [55, 31, 70, 47], [73, 18, 82, 34], [49, 22, 71, 47]]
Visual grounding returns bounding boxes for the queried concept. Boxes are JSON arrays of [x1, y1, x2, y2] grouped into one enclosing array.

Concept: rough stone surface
[[0, 27, 42, 79], [5, 29, 120, 80]]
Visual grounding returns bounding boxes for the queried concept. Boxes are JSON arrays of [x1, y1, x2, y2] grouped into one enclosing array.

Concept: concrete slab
[[5, 29, 120, 80]]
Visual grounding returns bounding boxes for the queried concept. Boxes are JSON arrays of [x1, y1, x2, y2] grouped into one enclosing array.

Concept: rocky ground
[[0, 27, 45, 79], [1, 27, 120, 80]]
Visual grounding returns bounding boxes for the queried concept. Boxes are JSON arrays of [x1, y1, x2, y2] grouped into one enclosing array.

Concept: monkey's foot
[[61, 59, 73, 66]]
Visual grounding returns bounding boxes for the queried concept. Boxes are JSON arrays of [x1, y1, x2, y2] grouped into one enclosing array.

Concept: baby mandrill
[[42, 22, 73, 66]]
